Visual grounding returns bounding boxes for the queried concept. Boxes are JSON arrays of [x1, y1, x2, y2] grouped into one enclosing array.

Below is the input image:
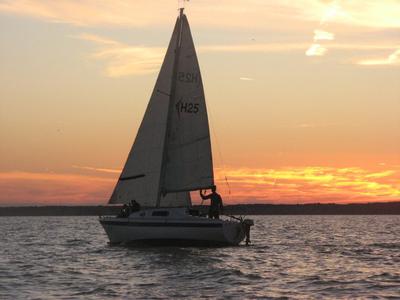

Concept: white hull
[[100, 208, 246, 246]]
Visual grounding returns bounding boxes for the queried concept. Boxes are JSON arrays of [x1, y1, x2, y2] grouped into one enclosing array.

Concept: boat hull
[[99, 209, 245, 246]]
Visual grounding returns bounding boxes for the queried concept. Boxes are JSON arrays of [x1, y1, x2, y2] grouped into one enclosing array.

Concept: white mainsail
[[109, 10, 213, 207], [161, 14, 214, 194]]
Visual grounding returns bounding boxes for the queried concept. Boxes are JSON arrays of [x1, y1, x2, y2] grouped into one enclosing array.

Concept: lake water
[[1, 215, 400, 299]]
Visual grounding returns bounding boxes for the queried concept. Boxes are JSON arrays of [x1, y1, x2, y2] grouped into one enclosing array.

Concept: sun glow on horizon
[[1, 165, 398, 206]]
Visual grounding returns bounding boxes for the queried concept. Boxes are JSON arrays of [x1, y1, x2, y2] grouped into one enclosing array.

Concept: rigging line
[[207, 102, 231, 200]]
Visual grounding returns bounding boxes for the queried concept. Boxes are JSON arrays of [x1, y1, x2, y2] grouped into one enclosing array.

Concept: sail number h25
[[176, 100, 199, 114]]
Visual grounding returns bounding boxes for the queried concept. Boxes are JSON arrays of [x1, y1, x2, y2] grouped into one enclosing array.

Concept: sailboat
[[100, 8, 253, 246]]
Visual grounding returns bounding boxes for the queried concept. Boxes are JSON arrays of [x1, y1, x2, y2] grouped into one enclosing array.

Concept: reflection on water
[[1, 216, 400, 299]]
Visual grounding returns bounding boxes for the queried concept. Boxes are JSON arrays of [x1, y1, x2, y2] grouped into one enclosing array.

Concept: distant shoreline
[[1, 202, 400, 216]]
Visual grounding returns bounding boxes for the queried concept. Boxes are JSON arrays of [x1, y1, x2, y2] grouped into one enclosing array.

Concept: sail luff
[[156, 10, 185, 207]]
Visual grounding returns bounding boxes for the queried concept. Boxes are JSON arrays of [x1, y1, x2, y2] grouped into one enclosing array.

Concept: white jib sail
[[109, 17, 191, 207], [162, 14, 214, 193]]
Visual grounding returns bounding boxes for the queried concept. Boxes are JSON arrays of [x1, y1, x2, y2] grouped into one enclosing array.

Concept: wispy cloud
[[313, 29, 335, 41], [1, 0, 399, 29], [306, 44, 327, 56], [76, 33, 120, 46], [304, 1, 398, 62], [76, 33, 310, 77], [76, 33, 399, 77], [1, 1, 398, 71], [212, 42, 397, 53], [75, 33, 164, 77], [239, 77, 254, 81], [306, 2, 339, 57], [319, 1, 345, 25], [0, 1, 173, 27], [340, 0, 400, 28], [356, 49, 400, 66], [72, 165, 121, 174], [297, 123, 317, 128]]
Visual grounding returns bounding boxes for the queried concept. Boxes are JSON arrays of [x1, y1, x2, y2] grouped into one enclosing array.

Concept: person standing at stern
[[200, 185, 224, 219]]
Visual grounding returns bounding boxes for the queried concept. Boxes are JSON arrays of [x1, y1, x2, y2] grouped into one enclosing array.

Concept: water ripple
[[1, 215, 400, 299]]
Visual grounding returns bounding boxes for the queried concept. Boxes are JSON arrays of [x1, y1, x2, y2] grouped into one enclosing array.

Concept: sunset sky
[[1, 0, 399, 206]]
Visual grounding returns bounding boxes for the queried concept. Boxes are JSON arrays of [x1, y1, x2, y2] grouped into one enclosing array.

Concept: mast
[[156, 7, 185, 207]]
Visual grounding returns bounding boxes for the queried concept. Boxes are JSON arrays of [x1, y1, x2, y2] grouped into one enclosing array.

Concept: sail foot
[[163, 184, 215, 194]]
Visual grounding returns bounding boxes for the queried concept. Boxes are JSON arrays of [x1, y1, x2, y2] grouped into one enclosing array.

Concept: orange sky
[[0, 1, 399, 205]]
